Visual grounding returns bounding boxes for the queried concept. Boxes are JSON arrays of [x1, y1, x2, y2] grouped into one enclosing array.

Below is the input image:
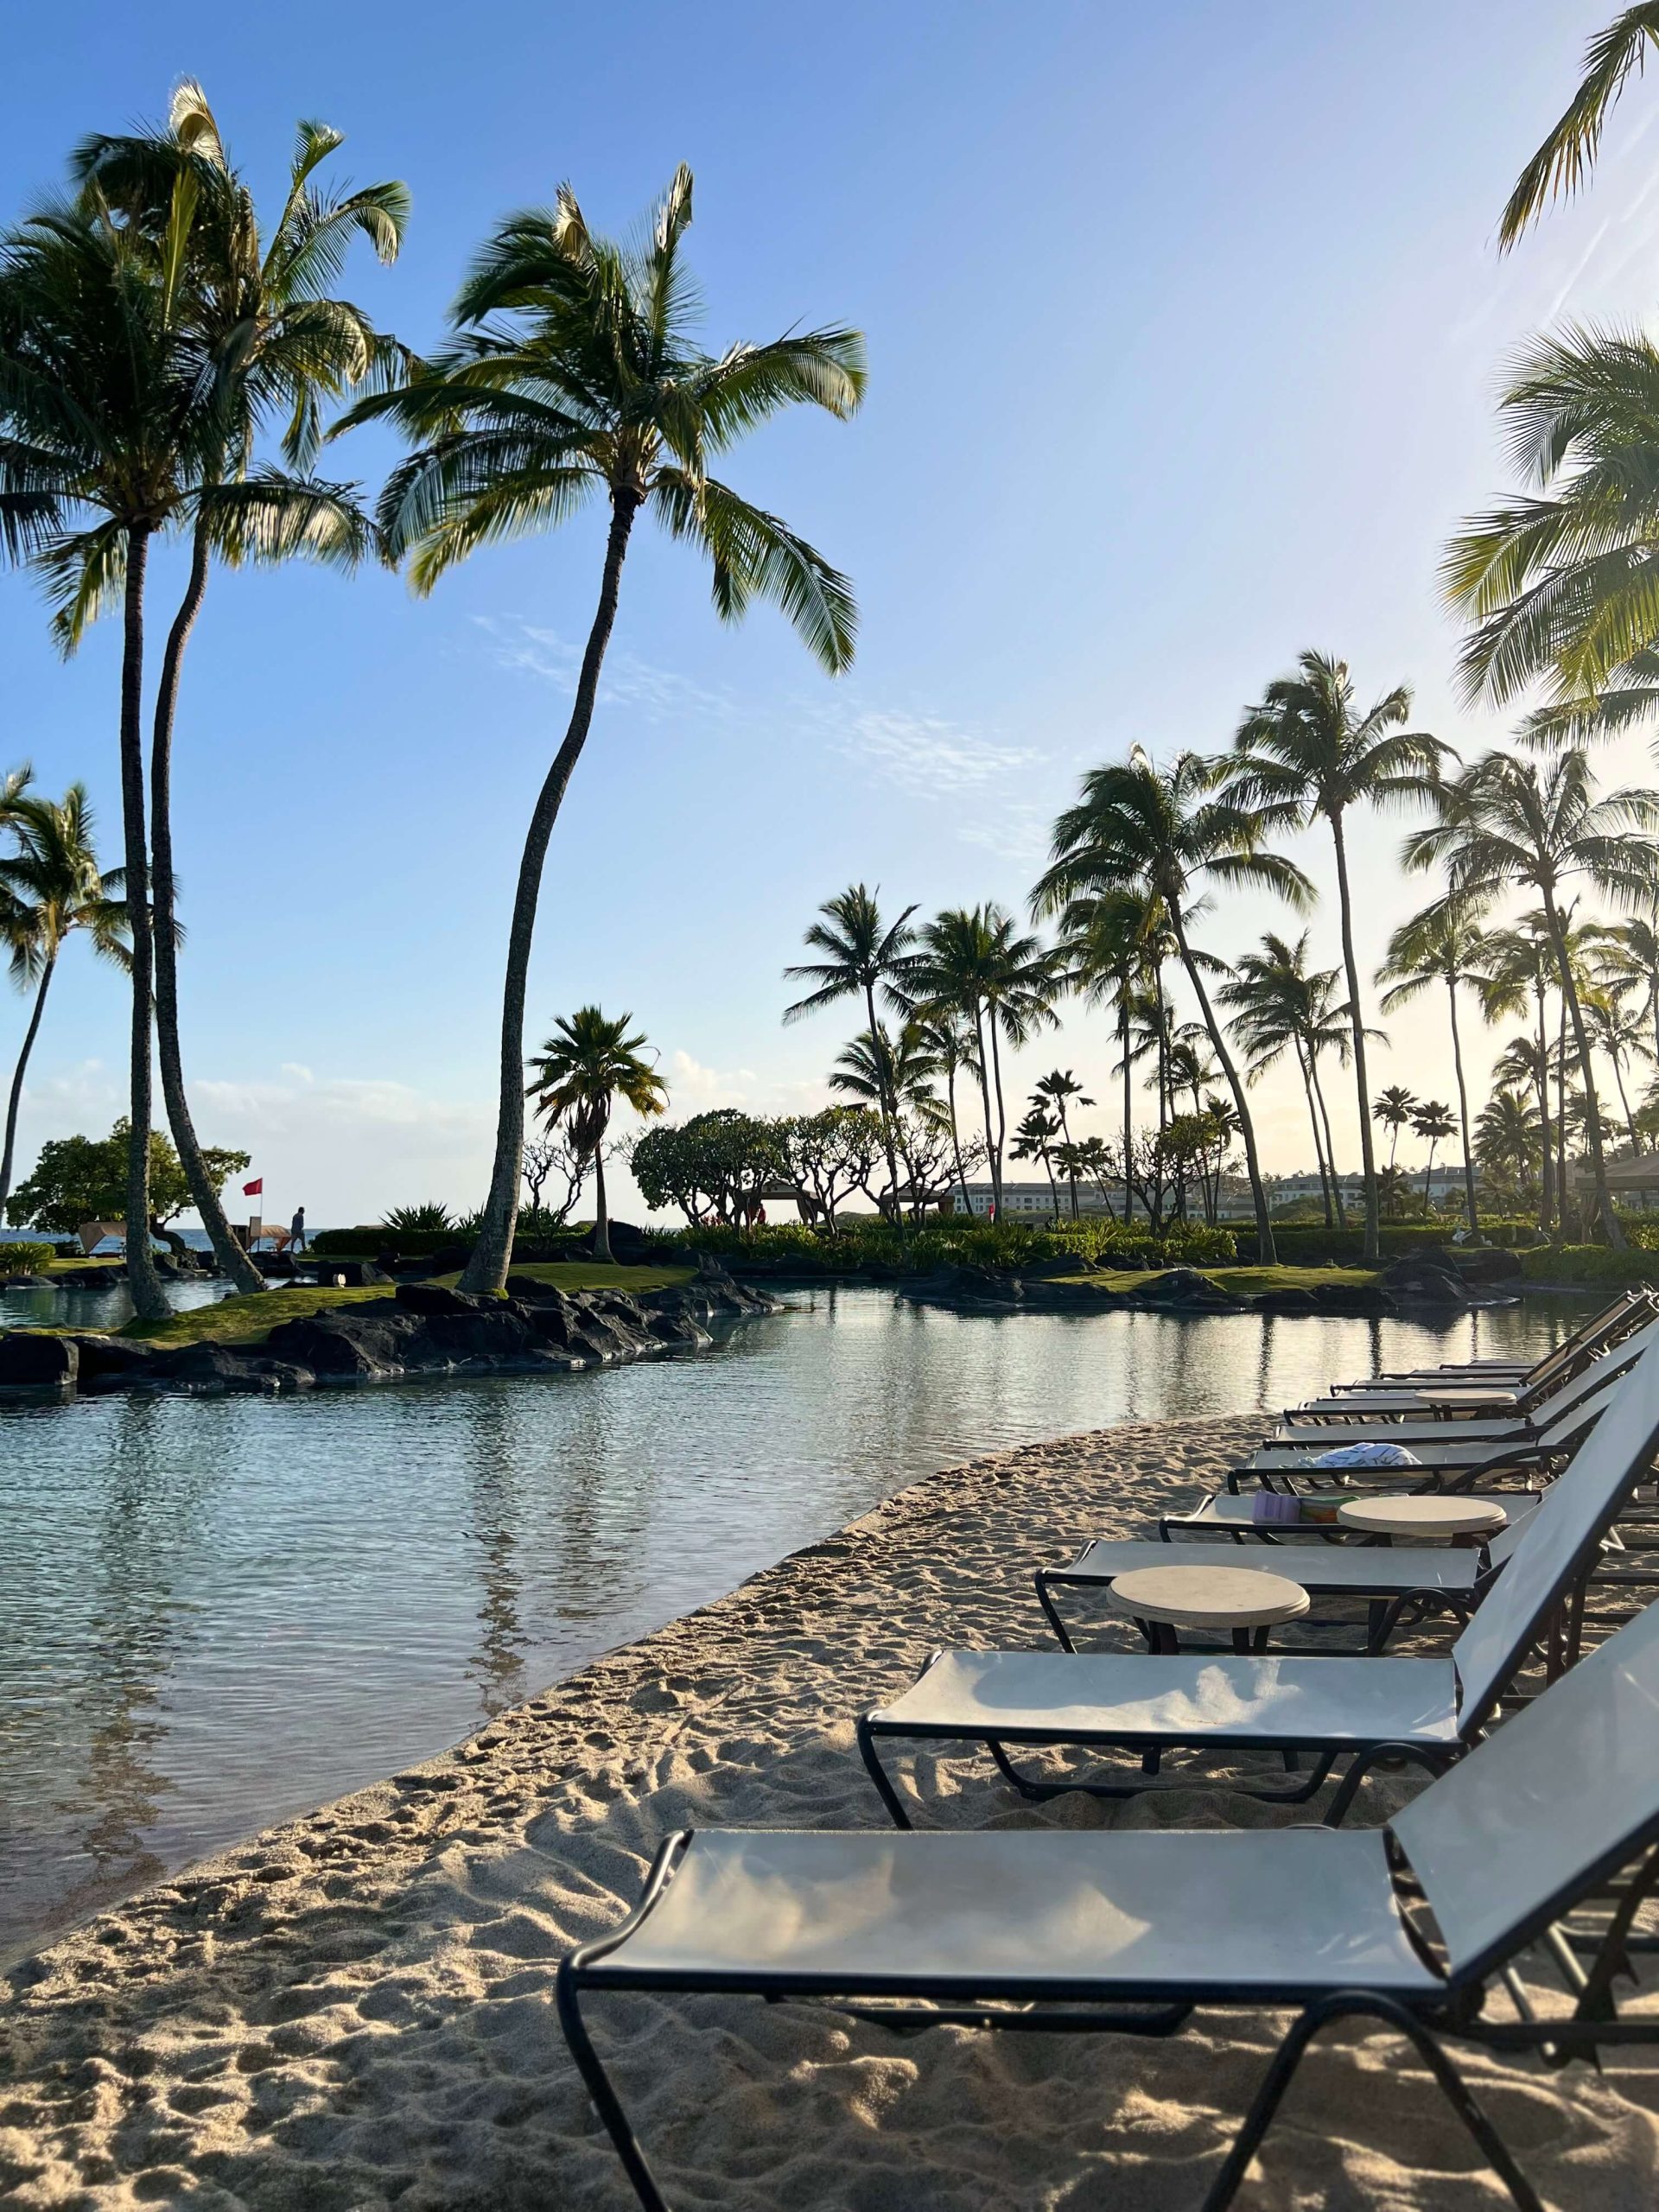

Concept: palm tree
[[1478, 920, 1562, 1228], [1475, 1088, 1543, 1209], [1218, 932, 1351, 1229], [525, 1007, 667, 1264], [1228, 651, 1446, 1261], [1405, 749, 1659, 1244], [1010, 1104, 1062, 1218], [1412, 1099, 1457, 1212], [1372, 1085, 1417, 1175], [1052, 885, 1176, 1224], [909, 907, 1006, 1216], [909, 1011, 979, 1211], [1034, 747, 1314, 1262], [1032, 1067, 1093, 1216], [1586, 986, 1647, 1148], [0, 785, 130, 1211], [71, 84, 404, 1296], [0, 197, 222, 1316], [347, 168, 864, 1293], [785, 887, 920, 1226], [1377, 899, 1489, 1232], [980, 908, 1061, 1188], [1597, 907, 1659, 1069], [1499, 6, 1659, 247]]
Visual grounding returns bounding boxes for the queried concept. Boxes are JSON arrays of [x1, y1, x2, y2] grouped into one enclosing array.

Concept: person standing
[[289, 1205, 307, 1253]]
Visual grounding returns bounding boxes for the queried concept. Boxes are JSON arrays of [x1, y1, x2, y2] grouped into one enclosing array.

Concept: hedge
[[648, 1217, 1240, 1272], [0, 1240, 56, 1277], [1519, 1244, 1659, 1287], [1255, 1221, 1548, 1265]]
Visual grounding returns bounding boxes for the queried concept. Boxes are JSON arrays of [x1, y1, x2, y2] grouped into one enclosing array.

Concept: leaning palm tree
[[785, 887, 921, 1229], [1586, 987, 1648, 1150], [908, 1011, 979, 1211], [1411, 1099, 1458, 1213], [71, 83, 405, 1295], [1218, 932, 1350, 1230], [1228, 651, 1446, 1260], [1404, 749, 1659, 1244], [1499, 5, 1659, 247], [346, 168, 864, 1293], [1033, 747, 1314, 1262], [0, 785, 130, 1210], [525, 1007, 667, 1264], [0, 197, 222, 1315], [1377, 899, 1490, 1232], [1372, 1084, 1418, 1175]]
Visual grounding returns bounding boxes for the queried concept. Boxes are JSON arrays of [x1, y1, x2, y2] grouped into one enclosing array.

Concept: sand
[[3, 1413, 1657, 2211]]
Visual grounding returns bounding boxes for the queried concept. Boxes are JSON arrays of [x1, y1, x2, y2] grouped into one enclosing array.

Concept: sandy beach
[[3, 1410, 1658, 2210]]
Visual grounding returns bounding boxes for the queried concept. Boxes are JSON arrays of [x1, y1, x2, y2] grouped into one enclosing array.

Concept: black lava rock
[[0, 1332, 78, 1387]]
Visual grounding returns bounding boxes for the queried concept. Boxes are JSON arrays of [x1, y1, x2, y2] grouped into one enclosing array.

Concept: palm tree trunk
[[1170, 909, 1275, 1262], [944, 1063, 970, 1214], [592, 1146, 612, 1264], [862, 977, 904, 1236], [149, 525, 265, 1294], [988, 1017, 1007, 1185], [1309, 1058, 1347, 1230], [0, 950, 56, 1212], [1119, 994, 1134, 1224], [1330, 812, 1381, 1262], [1293, 1039, 1332, 1225], [118, 527, 168, 1322], [1535, 983, 1554, 1230], [1610, 1046, 1638, 1154], [1542, 889, 1624, 1248], [1424, 1141, 1437, 1210], [970, 999, 999, 1217], [1153, 968, 1168, 1135], [1446, 978, 1478, 1233], [461, 490, 640, 1294]]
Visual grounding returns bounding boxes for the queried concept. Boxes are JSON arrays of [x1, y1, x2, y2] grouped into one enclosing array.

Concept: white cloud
[[830, 707, 1038, 795], [474, 616, 729, 719]]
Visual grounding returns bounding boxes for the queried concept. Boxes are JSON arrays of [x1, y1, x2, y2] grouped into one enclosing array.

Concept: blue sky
[[3, 1, 1658, 1223]]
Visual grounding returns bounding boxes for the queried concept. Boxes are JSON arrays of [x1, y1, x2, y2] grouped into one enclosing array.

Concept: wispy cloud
[[830, 707, 1039, 795], [474, 616, 729, 719]]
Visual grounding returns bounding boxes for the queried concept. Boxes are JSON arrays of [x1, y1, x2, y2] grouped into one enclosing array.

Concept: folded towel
[[1309, 1441, 1422, 1468]]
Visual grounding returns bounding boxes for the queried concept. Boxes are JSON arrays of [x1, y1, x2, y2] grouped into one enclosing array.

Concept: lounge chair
[[855, 1331, 1659, 1823], [558, 1590, 1659, 2212], [1288, 1308, 1657, 1421], [1330, 1287, 1649, 1393]]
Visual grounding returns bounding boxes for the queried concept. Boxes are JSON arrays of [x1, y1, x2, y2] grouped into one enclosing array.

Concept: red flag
[[242, 1179, 264, 1197]]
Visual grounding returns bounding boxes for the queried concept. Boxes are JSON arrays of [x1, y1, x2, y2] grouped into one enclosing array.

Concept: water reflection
[[0, 1287, 1570, 1962]]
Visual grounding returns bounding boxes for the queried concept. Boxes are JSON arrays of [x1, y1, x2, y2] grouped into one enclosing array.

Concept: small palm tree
[[1595, 909, 1659, 1071], [1377, 899, 1490, 1232], [0, 785, 130, 1210], [1010, 1104, 1061, 1219], [1031, 1068, 1093, 1217], [1033, 747, 1314, 1262], [347, 168, 864, 1293], [1499, 6, 1659, 247], [1372, 1085, 1417, 1175], [909, 906, 1048, 1217], [1586, 987, 1648, 1149], [908, 1011, 979, 1211], [526, 1007, 667, 1264], [1405, 748, 1659, 1243], [1475, 1088, 1543, 1210], [785, 886, 921, 1228], [1478, 920, 1563, 1228], [1412, 1099, 1458, 1212], [1227, 651, 1447, 1260]]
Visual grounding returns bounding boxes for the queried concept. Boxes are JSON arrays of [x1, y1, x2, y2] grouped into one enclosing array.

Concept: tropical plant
[[908, 1011, 979, 1210], [526, 1006, 668, 1263], [345, 168, 864, 1293], [1218, 931, 1357, 1230], [1596, 907, 1659, 1068], [70, 84, 404, 1295], [1377, 899, 1489, 1231], [906, 907, 1005, 1214], [1586, 986, 1648, 1148], [1009, 1103, 1061, 1217], [1478, 919, 1564, 1227], [1031, 1067, 1092, 1216], [1052, 886, 1174, 1224], [1498, 5, 1659, 247], [379, 1201, 455, 1235], [1475, 1087, 1544, 1208], [1411, 1099, 1458, 1209], [776, 1107, 886, 1230], [1227, 650, 1446, 1259], [1372, 1085, 1417, 1174], [785, 887, 920, 1223], [1033, 747, 1313, 1262], [521, 1132, 588, 1226], [0, 785, 130, 1211], [1405, 748, 1659, 1243]]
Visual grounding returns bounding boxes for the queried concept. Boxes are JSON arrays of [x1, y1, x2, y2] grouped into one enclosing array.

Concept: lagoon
[[0, 1283, 1567, 1963]]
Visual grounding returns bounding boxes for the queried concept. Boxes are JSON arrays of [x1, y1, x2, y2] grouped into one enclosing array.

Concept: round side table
[[1108, 1563, 1311, 1654], [1336, 1496, 1508, 1548]]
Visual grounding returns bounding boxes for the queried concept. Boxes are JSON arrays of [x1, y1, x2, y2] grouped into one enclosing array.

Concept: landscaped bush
[[0, 1240, 56, 1277], [1519, 1243, 1659, 1287], [1259, 1221, 1547, 1265], [647, 1216, 1238, 1273]]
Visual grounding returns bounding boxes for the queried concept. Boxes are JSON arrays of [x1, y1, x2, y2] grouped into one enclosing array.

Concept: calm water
[[0, 1287, 1568, 1963]]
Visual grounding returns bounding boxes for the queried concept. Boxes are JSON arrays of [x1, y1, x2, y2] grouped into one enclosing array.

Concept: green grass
[[118, 1261, 697, 1351], [1057, 1264, 1382, 1298], [48, 1254, 124, 1272]]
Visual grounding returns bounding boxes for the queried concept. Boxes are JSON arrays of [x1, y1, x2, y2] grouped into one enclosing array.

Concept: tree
[[346, 168, 864, 1294], [907, 907, 1007, 1217], [1228, 651, 1446, 1260], [1032, 1068, 1093, 1216], [1035, 748, 1313, 1263], [1218, 931, 1358, 1230], [1478, 920, 1563, 1228], [521, 1131, 588, 1227], [1405, 748, 1659, 1245], [631, 1110, 783, 1229], [525, 1007, 668, 1263], [1499, 6, 1659, 247], [1586, 986, 1647, 1149], [1411, 1099, 1457, 1211], [71, 83, 404, 1296], [1372, 1085, 1417, 1175], [908, 1012, 979, 1210], [0, 785, 129, 1211], [785, 887, 920, 1224], [8, 1120, 247, 1246], [1596, 907, 1659, 1071], [1377, 899, 1489, 1232], [776, 1107, 884, 1230], [1009, 1104, 1061, 1218], [1475, 1088, 1544, 1210]]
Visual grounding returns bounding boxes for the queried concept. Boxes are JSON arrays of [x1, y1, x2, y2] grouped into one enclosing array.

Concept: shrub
[[1519, 1244, 1659, 1286], [379, 1203, 455, 1235], [1259, 1221, 1547, 1265], [0, 1240, 56, 1277], [647, 1216, 1237, 1273]]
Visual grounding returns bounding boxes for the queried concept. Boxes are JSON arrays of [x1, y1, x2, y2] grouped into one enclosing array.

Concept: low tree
[[8, 1120, 247, 1249], [521, 1131, 588, 1228], [776, 1107, 884, 1230], [525, 1007, 667, 1263], [632, 1109, 785, 1229]]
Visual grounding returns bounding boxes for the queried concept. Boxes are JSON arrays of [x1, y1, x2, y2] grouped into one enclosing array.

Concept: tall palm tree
[[1372, 1085, 1417, 1175], [525, 1006, 667, 1263], [1218, 931, 1351, 1229], [1052, 885, 1178, 1224], [1595, 908, 1659, 1070], [1499, 6, 1659, 247], [0, 785, 130, 1211], [785, 886, 920, 1226], [980, 907, 1061, 1189], [348, 168, 864, 1293], [1412, 1099, 1458, 1212], [1010, 1104, 1062, 1218], [72, 83, 404, 1295], [1228, 651, 1446, 1260], [1405, 749, 1659, 1244], [1032, 1067, 1093, 1216], [1586, 987, 1647, 1149], [909, 1011, 979, 1211], [908, 907, 1005, 1216], [1478, 920, 1562, 1228], [1033, 747, 1314, 1262], [0, 197, 222, 1316], [1377, 899, 1489, 1232]]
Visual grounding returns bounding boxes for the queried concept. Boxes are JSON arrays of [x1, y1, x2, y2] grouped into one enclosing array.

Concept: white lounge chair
[[560, 1589, 1659, 2212]]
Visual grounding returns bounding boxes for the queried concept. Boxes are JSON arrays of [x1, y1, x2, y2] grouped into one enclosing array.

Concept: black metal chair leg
[[556, 1964, 673, 2212], [856, 1716, 913, 1829], [1322, 1744, 1452, 1827], [1200, 1992, 1544, 2212], [1034, 1570, 1078, 1652]]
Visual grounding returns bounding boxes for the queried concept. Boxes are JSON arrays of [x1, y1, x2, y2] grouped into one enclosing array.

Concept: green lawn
[[1061, 1264, 1382, 1299], [48, 1254, 124, 1272], [119, 1261, 697, 1350]]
